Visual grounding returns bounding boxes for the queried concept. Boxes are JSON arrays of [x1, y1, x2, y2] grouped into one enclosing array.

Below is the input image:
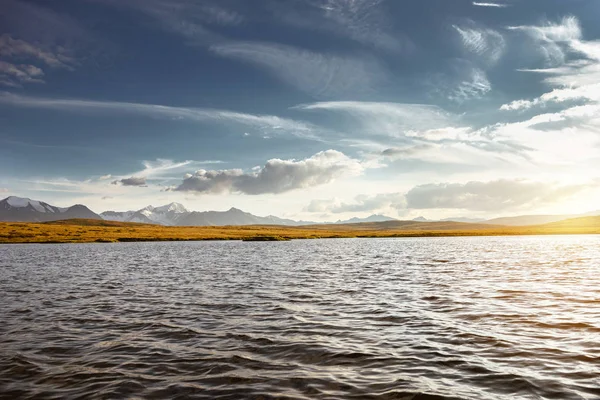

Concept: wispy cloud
[[427, 58, 492, 103], [508, 16, 582, 67], [89, 0, 241, 43], [0, 1, 100, 87], [271, 0, 412, 54], [303, 177, 597, 216], [172, 150, 363, 195], [295, 101, 456, 136], [0, 0, 95, 58], [0, 61, 44, 87], [406, 179, 596, 211], [453, 22, 506, 65], [473, 2, 509, 8], [305, 192, 406, 214], [0, 34, 75, 70], [501, 15, 600, 128], [0, 93, 319, 140], [295, 100, 530, 167], [211, 41, 386, 98]]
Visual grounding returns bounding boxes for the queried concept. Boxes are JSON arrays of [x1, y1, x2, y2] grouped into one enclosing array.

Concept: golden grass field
[[0, 216, 599, 244]]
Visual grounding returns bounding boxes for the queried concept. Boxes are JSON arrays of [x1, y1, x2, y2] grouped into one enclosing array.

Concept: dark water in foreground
[[1, 236, 599, 400]]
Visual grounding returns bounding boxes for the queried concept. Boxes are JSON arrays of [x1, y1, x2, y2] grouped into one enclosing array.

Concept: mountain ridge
[[3, 196, 599, 227], [0, 196, 101, 222]]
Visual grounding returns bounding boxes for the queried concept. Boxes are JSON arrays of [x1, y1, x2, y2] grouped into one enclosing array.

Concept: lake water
[[1, 236, 599, 399]]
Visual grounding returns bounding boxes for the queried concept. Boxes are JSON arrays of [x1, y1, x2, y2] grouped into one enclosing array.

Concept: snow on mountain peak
[[5, 196, 53, 213], [154, 202, 188, 213]]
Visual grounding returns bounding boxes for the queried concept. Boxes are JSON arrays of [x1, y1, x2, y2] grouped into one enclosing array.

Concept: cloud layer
[[211, 41, 386, 98], [112, 176, 147, 187], [173, 150, 363, 195]]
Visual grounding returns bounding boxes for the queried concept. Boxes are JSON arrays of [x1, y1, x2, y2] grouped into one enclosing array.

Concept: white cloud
[[450, 65, 492, 102], [405, 179, 596, 211], [473, 2, 508, 7], [453, 23, 505, 65], [173, 150, 363, 195], [273, 0, 412, 54], [428, 59, 492, 103], [0, 93, 319, 140], [500, 99, 538, 111], [296, 100, 531, 167], [296, 101, 455, 136], [305, 192, 406, 214], [499, 16, 600, 152], [508, 16, 582, 67], [210, 41, 386, 98]]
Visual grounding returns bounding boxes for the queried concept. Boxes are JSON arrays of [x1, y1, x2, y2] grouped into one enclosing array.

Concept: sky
[[1, 0, 600, 221]]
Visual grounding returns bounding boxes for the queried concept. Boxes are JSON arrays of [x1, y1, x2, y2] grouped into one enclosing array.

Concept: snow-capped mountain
[[333, 214, 397, 224], [101, 204, 315, 226], [0, 196, 102, 222], [101, 202, 189, 226]]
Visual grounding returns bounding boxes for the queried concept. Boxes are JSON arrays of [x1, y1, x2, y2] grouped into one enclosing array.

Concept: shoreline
[[1, 218, 599, 244]]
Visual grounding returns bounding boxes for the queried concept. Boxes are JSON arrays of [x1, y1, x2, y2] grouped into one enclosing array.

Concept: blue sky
[[1, 0, 600, 220]]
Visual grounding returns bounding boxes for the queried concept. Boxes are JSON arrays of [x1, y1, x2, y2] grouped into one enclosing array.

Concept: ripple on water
[[1, 236, 600, 399]]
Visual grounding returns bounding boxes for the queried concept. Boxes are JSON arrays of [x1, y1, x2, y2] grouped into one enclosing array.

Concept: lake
[[1, 236, 599, 399]]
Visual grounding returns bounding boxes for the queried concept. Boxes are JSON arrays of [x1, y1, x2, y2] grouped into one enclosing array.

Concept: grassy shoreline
[[0, 217, 599, 244]]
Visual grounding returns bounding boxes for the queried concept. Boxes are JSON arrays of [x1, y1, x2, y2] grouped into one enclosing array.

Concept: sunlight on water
[[1, 236, 599, 399]]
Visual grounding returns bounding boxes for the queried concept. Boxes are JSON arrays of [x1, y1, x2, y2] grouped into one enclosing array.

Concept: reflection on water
[[1, 236, 599, 399]]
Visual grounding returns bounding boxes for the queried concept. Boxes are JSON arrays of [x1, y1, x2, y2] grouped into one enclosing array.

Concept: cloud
[[0, 0, 95, 65], [472, 2, 508, 7], [0, 93, 319, 140], [508, 16, 582, 67], [428, 59, 491, 103], [112, 176, 147, 187], [381, 144, 436, 158], [304, 178, 597, 215], [271, 0, 412, 54], [296, 101, 455, 136], [449, 64, 491, 102], [88, 0, 241, 43], [405, 179, 594, 211], [499, 16, 600, 150], [453, 22, 506, 65], [210, 41, 386, 98], [0, 34, 75, 69], [172, 150, 363, 195], [305, 192, 406, 214], [0, 188, 9, 193], [296, 100, 530, 166], [0, 61, 44, 87]]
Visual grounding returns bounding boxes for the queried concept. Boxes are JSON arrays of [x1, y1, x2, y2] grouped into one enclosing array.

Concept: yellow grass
[[0, 217, 599, 244]]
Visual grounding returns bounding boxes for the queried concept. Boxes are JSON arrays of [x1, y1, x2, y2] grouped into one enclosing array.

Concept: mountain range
[[1, 196, 599, 227], [0, 196, 101, 222], [100, 202, 390, 226]]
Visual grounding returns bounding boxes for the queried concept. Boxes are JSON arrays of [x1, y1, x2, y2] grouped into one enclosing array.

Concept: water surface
[[1, 236, 599, 399]]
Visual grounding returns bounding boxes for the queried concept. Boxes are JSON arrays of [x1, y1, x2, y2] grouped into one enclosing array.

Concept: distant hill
[[538, 216, 600, 230], [102, 204, 315, 226], [335, 214, 397, 224], [483, 212, 600, 226], [0, 196, 101, 222], [302, 219, 505, 231], [101, 202, 189, 225], [411, 216, 487, 223], [441, 217, 486, 223]]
